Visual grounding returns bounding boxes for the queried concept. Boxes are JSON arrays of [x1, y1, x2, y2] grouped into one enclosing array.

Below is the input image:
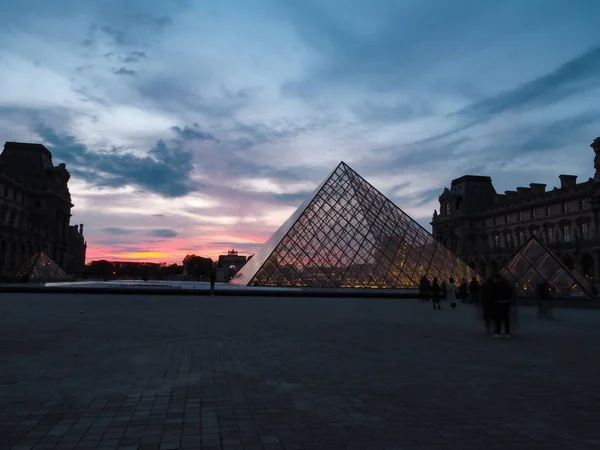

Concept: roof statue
[[230, 162, 480, 288], [499, 236, 595, 299]]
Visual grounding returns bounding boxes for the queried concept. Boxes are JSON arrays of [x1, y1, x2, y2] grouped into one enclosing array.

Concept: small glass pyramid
[[13, 252, 71, 282], [500, 236, 595, 299], [231, 162, 480, 288]]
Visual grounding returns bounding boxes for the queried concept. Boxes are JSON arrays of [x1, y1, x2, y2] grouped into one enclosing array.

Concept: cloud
[[171, 125, 216, 142], [2, 0, 600, 264], [100, 26, 128, 45], [124, 50, 149, 63], [114, 67, 136, 76], [103, 227, 135, 235], [130, 50, 148, 58], [153, 16, 172, 30], [456, 46, 600, 122], [148, 228, 178, 238], [35, 123, 200, 197]]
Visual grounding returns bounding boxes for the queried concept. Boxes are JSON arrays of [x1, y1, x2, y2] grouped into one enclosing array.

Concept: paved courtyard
[[1, 293, 600, 450]]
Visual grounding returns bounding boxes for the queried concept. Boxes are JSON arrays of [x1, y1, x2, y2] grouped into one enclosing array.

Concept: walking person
[[441, 280, 448, 302], [459, 278, 469, 303], [469, 277, 481, 305], [431, 277, 442, 310], [493, 275, 513, 339], [480, 277, 496, 335], [536, 281, 551, 318], [448, 278, 458, 309], [419, 276, 430, 302], [209, 267, 216, 296]]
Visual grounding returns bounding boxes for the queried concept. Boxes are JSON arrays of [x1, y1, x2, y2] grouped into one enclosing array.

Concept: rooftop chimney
[[559, 174, 577, 190], [529, 183, 546, 195], [504, 190, 518, 202]]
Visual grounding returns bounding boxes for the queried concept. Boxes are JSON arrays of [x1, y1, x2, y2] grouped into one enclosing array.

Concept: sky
[[1, 0, 600, 264]]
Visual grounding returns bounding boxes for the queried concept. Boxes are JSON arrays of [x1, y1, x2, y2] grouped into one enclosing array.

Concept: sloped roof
[[500, 236, 595, 299], [13, 252, 71, 282], [230, 161, 480, 288]]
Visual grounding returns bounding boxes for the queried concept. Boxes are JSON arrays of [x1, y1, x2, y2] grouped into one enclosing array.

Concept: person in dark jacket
[[480, 277, 496, 335], [536, 281, 551, 318], [493, 276, 514, 338], [469, 277, 481, 304], [431, 278, 441, 310], [459, 279, 469, 303], [418, 276, 430, 302]]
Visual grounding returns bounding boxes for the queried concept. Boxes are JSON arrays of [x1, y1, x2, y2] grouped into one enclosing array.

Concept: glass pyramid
[[500, 236, 595, 299], [230, 162, 480, 288], [13, 252, 71, 283]]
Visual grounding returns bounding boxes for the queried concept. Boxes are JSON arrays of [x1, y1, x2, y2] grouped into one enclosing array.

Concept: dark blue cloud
[[456, 46, 600, 121], [102, 227, 135, 235], [130, 50, 148, 58], [148, 229, 178, 238], [171, 125, 216, 142], [114, 67, 136, 76], [34, 123, 204, 197], [100, 26, 128, 45]]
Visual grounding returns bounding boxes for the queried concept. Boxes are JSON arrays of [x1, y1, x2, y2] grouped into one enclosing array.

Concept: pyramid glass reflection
[[231, 162, 480, 288], [13, 252, 71, 282], [500, 236, 594, 299]]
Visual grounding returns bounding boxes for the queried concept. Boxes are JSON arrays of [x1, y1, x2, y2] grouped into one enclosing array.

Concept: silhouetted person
[[441, 281, 448, 301], [459, 278, 469, 303], [493, 276, 514, 338], [209, 269, 216, 296], [419, 276, 430, 302], [536, 281, 551, 318], [480, 277, 496, 335], [448, 277, 458, 309], [469, 277, 480, 304], [431, 278, 441, 310]]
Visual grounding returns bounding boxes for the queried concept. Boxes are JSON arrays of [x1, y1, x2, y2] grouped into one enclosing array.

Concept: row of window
[[0, 184, 27, 205], [492, 223, 588, 248], [490, 199, 586, 226]]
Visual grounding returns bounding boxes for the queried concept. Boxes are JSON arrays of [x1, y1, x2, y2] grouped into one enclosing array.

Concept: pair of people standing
[[480, 275, 514, 338], [430, 277, 459, 310]]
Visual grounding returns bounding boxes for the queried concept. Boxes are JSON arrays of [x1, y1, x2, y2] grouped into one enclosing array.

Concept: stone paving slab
[[1, 294, 600, 449]]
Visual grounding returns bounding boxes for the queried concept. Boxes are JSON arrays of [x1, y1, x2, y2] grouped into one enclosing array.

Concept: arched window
[[563, 224, 571, 243]]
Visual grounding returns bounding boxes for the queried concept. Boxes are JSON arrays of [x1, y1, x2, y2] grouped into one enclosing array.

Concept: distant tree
[[87, 260, 114, 280], [165, 263, 182, 276], [184, 256, 213, 279], [183, 254, 197, 265]]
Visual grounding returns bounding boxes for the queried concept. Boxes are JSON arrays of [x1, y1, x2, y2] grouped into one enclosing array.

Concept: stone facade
[[432, 137, 600, 284], [0, 142, 87, 278]]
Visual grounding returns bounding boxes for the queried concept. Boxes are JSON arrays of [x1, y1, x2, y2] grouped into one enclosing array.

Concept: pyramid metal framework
[[231, 162, 480, 288], [499, 236, 595, 299], [12, 252, 71, 283]]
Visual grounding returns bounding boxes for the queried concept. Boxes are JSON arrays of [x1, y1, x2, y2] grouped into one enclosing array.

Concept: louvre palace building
[[0, 142, 87, 278], [432, 136, 600, 284]]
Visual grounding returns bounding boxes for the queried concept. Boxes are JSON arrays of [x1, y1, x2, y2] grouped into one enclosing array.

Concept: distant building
[[431, 136, 600, 283], [0, 142, 87, 277], [218, 249, 247, 269], [217, 249, 247, 281]]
